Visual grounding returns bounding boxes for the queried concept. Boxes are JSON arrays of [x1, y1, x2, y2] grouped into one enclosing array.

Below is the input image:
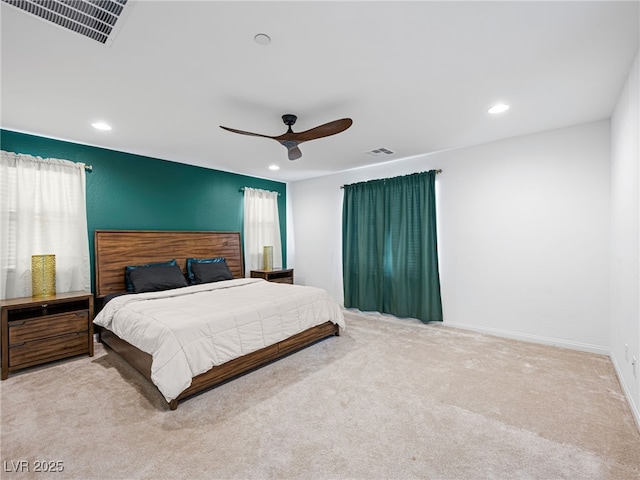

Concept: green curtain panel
[[342, 171, 443, 322]]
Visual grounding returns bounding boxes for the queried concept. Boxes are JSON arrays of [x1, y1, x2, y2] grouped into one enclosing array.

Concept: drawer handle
[[11, 342, 25, 348], [74, 312, 86, 317], [10, 321, 26, 327]]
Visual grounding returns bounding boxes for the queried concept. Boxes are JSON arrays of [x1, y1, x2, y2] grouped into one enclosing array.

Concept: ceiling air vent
[[365, 148, 395, 157], [2, 0, 129, 45]]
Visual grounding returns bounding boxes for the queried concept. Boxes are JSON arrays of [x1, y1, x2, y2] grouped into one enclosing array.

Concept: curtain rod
[[340, 169, 442, 189], [84, 165, 92, 172], [239, 187, 281, 196]]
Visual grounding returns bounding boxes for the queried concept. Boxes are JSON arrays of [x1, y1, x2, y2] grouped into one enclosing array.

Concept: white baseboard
[[443, 321, 609, 356], [610, 353, 640, 432]]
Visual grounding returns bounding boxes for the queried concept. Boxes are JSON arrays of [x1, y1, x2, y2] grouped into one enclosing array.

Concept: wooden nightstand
[[1, 291, 94, 380], [250, 269, 294, 284]]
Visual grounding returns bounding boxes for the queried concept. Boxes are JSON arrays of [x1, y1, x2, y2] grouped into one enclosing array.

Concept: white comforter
[[94, 278, 345, 401]]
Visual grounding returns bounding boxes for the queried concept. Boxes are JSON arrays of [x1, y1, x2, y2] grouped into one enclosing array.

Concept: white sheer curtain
[[0, 151, 90, 299], [243, 187, 282, 277]]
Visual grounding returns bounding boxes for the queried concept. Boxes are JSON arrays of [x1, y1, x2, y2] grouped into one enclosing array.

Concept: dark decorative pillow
[[186, 257, 226, 284], [103, 292, 131, 306], [125, 259, 177, 292], [129, 264, 188, 293], [191, 260, 233, 284]]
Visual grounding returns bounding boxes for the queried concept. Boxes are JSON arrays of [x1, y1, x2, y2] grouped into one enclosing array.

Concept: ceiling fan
[[220, 114, 353, 160]]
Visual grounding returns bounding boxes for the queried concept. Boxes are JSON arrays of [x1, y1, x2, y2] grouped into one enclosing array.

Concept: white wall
[[290, 121, 611, 354], [610, 49, 639, 425]]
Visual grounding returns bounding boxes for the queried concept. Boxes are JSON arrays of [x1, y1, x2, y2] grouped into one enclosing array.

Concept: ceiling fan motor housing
[[282, 114, 297, 126]]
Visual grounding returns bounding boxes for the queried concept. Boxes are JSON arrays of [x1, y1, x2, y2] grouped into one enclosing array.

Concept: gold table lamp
[[262, 246, 273, 271], [32, 254, 56, 297]]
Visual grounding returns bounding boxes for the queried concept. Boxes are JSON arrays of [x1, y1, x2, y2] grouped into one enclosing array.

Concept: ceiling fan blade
[[219, 125, 276, 140], [291, 118, 353, 143], [287, 145, 302, 161]]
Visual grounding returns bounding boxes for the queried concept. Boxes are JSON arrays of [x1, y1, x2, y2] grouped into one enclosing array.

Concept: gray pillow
[[186, 257, 226, 284], [191, 261, 233, 284], [125, 259, 177, 292], [129, 264, 188, 293]]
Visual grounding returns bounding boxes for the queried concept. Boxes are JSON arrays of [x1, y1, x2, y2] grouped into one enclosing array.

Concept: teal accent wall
[[1, 129, 287, 289]]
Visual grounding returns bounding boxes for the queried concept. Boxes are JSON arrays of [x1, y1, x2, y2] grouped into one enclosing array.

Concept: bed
[[93, 230, 344, 410]]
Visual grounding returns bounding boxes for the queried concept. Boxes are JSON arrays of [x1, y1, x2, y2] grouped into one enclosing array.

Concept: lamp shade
[[262, 246, 273, 271], [32, 254, 56, 297]]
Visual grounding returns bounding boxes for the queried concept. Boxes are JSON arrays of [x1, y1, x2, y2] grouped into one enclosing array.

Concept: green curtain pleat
[[342, 171, 443, 323], [342, 179, 385, 311]]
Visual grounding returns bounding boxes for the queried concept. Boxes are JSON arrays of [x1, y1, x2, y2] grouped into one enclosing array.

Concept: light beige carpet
[[1, 310, 639, 480]]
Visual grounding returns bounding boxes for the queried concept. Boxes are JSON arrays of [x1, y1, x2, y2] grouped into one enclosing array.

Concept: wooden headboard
[[94, 230, 244, 299]]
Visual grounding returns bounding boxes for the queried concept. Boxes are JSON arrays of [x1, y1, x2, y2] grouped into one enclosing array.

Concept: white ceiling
[[1, 1, 638, 182]]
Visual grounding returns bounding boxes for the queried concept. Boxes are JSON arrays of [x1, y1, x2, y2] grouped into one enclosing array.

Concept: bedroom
[[1, 1, 639, 478]]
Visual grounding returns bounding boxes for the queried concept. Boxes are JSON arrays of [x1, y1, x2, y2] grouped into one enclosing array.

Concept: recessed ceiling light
[[91, 122, 112, 131], [254, 33, 271, 45], [488, 103, 510, 114], [268, 164, 280, 171]]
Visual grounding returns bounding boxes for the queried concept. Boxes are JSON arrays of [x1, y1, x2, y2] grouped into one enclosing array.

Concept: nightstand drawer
[[9, 332, 88, 367], [9, 311, 89, 345], [269, 277, 293, 284]]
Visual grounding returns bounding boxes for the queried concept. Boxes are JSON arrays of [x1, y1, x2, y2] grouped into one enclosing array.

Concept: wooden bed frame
[[94, 230, 340, 410]]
